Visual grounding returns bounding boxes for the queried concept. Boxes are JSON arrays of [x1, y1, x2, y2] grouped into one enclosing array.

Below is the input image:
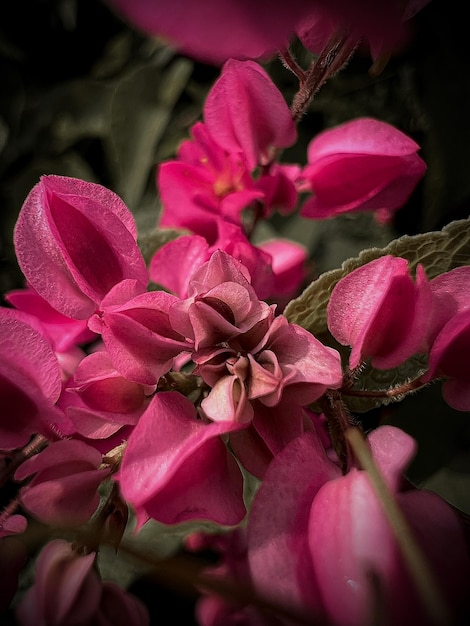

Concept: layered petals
[[158, 122, 262, 242], [300, 118, 426, 223], [13, 175, 148, 319], [327, 255, 432, 370]]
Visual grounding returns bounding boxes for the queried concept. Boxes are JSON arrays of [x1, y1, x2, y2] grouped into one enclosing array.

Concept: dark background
[[1, 1, 470, 623]]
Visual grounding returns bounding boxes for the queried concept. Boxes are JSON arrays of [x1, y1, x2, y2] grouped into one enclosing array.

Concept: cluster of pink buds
[[1, 1, 469, 625]]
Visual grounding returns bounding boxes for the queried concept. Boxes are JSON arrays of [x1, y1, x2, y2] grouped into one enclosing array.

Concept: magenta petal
[[118, 392, 246, 526], [14, 175, 148, 318], [149, 235, 210, 298], [204, 59, 296, 169]]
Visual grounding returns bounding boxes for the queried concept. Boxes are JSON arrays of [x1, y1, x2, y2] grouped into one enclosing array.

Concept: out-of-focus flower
[[105, 0, 430, 65], [299, 118, 426, 223], [14, 175, 148, 320], [192, 426, 470, 626], [327, 255, 432, 370], [15, 539, 149, 626]]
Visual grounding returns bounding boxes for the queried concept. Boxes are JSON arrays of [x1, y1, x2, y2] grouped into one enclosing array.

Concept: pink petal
[[204, 59, 296, 170], [14, 175, 148, 318], [118, 391, 246, 526]]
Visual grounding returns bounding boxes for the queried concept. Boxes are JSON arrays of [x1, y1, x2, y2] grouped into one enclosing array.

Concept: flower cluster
[[1, 1, 469, 625]]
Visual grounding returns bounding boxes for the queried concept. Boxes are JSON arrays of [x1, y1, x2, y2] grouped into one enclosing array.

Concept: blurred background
[[1, 1, 470, 623]]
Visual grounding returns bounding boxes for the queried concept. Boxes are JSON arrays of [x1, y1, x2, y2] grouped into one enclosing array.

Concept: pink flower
[[14, 175, 148, 319], [327, 255, 432, 370], [0, 307, 72, 449], [203, 60, 296, 170], [169, 250, 274, 351], [158, 122, 263, 243], [117, 391, 246, 527], [14, 439, 111, 527], [426, 265, 470, 345], [300, 118, 426, 223], [15, 539, 149, 626]]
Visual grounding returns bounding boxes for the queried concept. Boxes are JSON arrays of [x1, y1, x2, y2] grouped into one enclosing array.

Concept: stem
[[290, 33, 360, 123], [0, 496, 21, 527], [0, 434, 49, 489], [278, 48, 307, 83], [341, 375, 428, 400], [317, 389, 357, 474], [346, 427, 452, 626]]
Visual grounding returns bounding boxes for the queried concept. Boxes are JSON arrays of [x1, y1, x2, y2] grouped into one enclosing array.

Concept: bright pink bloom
[[59, 350, 155, 440], [300, 118, 426, 223], [88, 280, 192, 386], [422, 309, 470, 411], [105, 0, 429, 65], [117, 391, 246, 528], [204, 60, 296, 170], [15, 539, 149, 626], [327, 255, 432, 370], [158, 122, 263, 243], [14, 175, 148, 319], [0, 307, 71, 449], [14, 439, 111, 527]]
